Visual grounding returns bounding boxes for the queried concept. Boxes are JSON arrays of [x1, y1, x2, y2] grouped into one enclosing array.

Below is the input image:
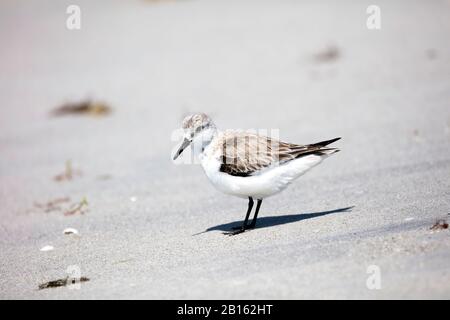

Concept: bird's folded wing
[[219, 132, 332, 177]]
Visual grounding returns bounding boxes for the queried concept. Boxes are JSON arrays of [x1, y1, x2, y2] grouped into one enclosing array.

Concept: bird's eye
[[195, 124, 207, 134]]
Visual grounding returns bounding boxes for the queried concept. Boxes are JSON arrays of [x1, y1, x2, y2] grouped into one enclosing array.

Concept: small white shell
[[40, 245, 54, 252], [130, 196, 137, 202]]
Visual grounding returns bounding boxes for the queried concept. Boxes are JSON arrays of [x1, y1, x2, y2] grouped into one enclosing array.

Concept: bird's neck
[[193, 128, 218, 157]]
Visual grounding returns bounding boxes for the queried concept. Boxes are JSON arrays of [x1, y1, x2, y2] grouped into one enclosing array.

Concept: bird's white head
[[173, 113, 217, 160]]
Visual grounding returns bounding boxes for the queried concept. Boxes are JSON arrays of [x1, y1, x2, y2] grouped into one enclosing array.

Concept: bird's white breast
[[199, 142, 324, 199]]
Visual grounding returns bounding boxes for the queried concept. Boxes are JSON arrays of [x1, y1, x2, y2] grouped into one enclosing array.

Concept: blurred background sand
[[0, 0, 449, 299]]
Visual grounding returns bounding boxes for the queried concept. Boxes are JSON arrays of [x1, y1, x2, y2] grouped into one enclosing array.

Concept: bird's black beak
[[173, 137, 192, 160]]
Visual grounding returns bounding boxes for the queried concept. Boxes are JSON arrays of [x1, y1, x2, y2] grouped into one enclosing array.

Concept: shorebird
[[173, 113, 341, 235]]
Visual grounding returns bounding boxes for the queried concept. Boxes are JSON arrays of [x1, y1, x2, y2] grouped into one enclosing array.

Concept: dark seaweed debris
[[430, 219, 449, 230], [313, 45, 340, 63], [38, 276, 90, 290], [52, 100, 112, 117], [54, 160, 82, 182], [33, 197, 88, 216], [34, 197, 71, 213], [64, 198, 89, 216]]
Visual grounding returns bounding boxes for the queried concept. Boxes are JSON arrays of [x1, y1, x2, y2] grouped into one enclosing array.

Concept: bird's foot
[[223, 228, 246, 236], [231, 223, 256, 230], [231, 223, 255, 231]]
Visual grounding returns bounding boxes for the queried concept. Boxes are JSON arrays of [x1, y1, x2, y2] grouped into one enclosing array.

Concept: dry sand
[[0, 0, 449, 299]]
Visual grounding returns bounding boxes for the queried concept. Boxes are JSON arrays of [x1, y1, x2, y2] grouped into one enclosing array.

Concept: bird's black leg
[[248, 199, 262, 229], [228, 197, 254, 235]]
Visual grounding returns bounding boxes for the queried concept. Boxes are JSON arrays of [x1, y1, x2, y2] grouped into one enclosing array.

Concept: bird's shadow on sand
[[194, 206, 354, 235]]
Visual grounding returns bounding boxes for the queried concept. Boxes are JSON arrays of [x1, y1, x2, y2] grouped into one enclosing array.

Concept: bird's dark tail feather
[[291, 137, 341, 159], [310, 137, 341, 148]]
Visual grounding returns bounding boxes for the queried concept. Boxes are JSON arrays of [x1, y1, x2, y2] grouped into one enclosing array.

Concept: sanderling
[[173, 113, 341, 235]]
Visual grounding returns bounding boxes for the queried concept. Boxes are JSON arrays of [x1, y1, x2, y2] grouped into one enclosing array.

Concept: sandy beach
[[0, 0, 449, 299]]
